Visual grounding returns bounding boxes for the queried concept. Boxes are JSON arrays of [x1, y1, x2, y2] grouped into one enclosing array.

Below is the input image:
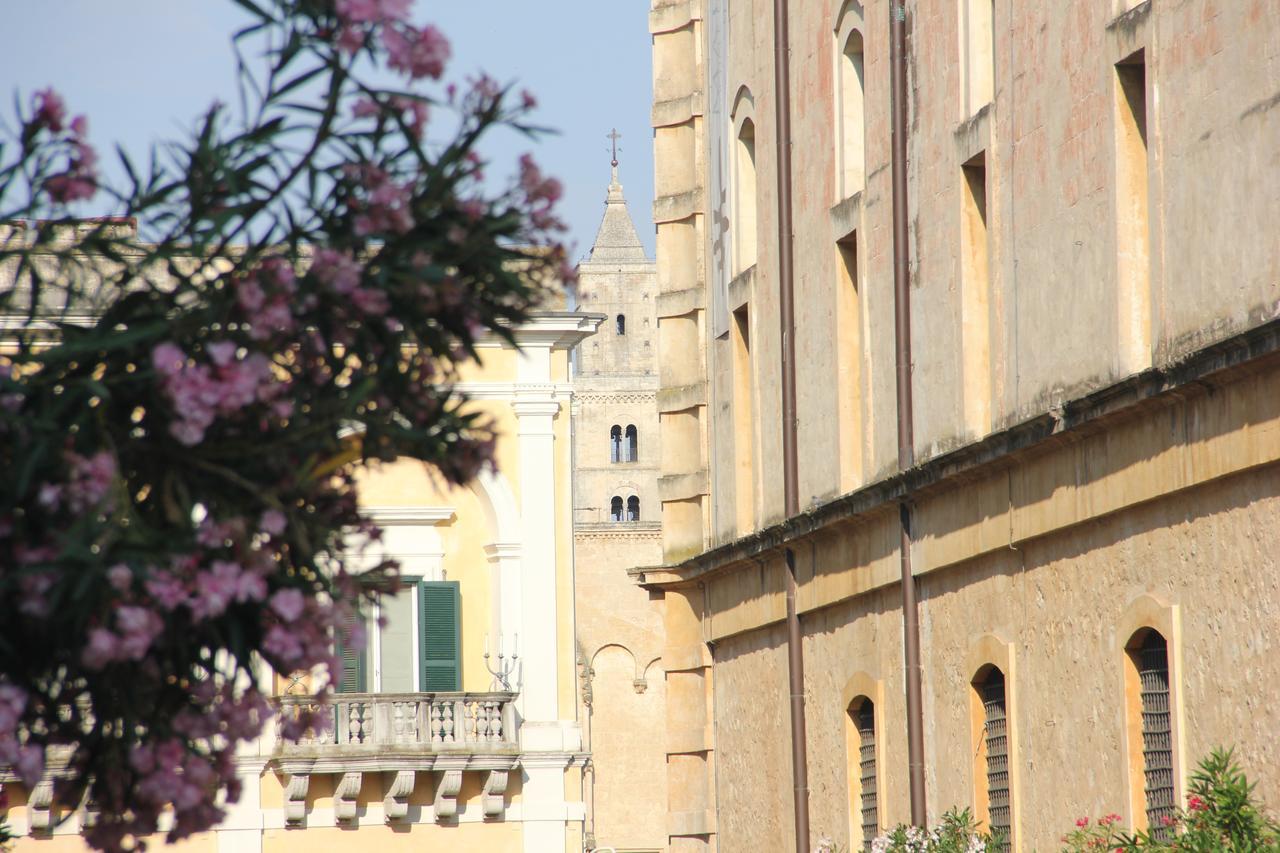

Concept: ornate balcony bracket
[[482, 769, 509, 819], [28, 779, 54, 832], [433, 768, 463, 822], [284, 773, 310, 825], [383, 770, 416, 822], [334, 771, 362, 822]]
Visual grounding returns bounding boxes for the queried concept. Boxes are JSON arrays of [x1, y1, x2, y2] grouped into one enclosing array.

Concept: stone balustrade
[[271, 691, 519, 824]]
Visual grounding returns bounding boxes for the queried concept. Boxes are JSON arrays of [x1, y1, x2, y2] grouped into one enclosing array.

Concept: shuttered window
[[335, 611, 367, 693], [420, 581, 461, 691], [854, 700, 878, 850], [1137, 631, 1174, 839], [981, 668, 1011, 851]]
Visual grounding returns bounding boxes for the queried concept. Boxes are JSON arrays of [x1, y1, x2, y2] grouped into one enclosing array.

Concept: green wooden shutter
[[334, 612, 366, 693], [419, 581, 461, 691]]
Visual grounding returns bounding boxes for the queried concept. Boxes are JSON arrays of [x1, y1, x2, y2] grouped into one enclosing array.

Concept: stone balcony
[[272, 691, 519, 824]]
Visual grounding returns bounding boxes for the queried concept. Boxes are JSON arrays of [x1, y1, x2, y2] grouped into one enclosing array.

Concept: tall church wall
[[684, 0, 1280, 546], [697, 457, 1280, 852]]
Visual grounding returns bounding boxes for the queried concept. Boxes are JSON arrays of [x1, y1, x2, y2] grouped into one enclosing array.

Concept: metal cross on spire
[[608, 128, 622, 168]]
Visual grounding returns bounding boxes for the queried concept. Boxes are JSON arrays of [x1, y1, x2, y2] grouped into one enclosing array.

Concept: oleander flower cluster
[[871, 808, 995, 853], [0, 1, 568, 850]]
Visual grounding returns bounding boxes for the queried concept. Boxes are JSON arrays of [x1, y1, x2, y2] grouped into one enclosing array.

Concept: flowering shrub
[[0, 0, 568, 849], [872, 808, 997, 853], [1061, 748, 1280, 852]]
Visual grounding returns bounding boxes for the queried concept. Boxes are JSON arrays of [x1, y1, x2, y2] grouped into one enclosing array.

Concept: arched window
[[973, 666, 1011, 850], [616, 314, 626, 335], [849, 697, 878, 850], [1126, 629, 1175, 839], [625, 425, 638, 462], [838, 28, 866, 197], [626, 496, 640, 522], [609, 496, 624, 522], [610, 425, 622, 463], [733, 106, 758, 275]]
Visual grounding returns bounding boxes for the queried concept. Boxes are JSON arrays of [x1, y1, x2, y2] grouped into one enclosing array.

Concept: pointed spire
[[587, 130, 647, 264]]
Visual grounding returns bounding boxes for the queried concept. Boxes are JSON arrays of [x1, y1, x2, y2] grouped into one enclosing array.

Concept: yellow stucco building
[[1, 301, 603, 853]]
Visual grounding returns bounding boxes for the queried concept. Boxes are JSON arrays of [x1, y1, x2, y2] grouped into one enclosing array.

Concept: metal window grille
[[855, 701, 878, 851], [1138, 632, 1175, 840], [981, 669, 1011, 852]]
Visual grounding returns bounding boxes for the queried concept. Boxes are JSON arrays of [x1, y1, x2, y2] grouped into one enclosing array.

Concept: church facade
[[646, 0, 1280, 851]]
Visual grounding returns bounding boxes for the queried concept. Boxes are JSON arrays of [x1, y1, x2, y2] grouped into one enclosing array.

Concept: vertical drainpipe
[[772, 0, 810, 849], [890, 0, 928, 826]]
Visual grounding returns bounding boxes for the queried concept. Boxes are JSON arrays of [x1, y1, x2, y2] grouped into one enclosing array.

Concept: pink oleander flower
[[14, 744, 44, 788], [0, 683, 27, 736], [1076, 817, 1089, 827], [107, 564, 133, 592], [262, 624, 304, 666], [189, 561, 241, 621], [66, 449, 117, 513], [32, 87, 66, 132], [206, 340, 237, 367], [116, 606, 165, 660], [235, 275, 265, 313], [336, 0, 411, 25], [382, 24, 450, 80], [312, 248, 362, 294], [270, 588, 306, 622], [336, 24, 365, 54], [152, 341, 187, 376], [146, 572, 188, 611], [350, 287, 389, 315], [82, 627, 122, 669], [347, 164, 414, 235], [46, 139, 99, 203], [259, 508, 287, 537], [1187, 794, 1206, 811]]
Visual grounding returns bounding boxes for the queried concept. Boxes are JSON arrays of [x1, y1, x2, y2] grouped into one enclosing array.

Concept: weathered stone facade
[[572, 167, 667, 853], [646, 0, 1280, 850]]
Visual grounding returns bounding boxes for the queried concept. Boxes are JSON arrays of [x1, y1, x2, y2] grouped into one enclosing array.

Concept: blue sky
[[0, 1, 656, 261]]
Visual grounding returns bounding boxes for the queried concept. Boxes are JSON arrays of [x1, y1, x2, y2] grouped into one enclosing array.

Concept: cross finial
[[608, 128, 622, 168]]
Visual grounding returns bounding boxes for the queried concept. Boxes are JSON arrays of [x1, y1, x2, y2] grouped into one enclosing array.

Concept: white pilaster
[[513, 388, 562, 723]]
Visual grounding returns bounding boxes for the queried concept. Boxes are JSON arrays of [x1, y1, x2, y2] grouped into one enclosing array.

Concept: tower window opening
[[610, 425, 622, 463], [616, 314, 626, 335], [625, 425, 638, 462], [609, 496, 624, 522], [626, 496, 640, 522]]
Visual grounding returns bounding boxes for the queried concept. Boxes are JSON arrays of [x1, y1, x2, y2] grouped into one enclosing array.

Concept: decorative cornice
[[574, 391, 659, 405], [362, 506, 456, 525]]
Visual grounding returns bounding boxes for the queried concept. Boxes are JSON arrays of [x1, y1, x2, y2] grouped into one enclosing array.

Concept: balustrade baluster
[[463, 700, 476, 743], [443, 701, 455, 743], [430, 700, 444, 744]]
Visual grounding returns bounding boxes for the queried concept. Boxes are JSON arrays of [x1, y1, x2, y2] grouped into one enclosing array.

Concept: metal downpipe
[[773, 0, 810, 847], [890, 0, 928, 826]]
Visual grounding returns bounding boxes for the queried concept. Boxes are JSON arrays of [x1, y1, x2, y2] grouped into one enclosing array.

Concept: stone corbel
[[633, 677, 648, 694], [383, 770, 415, 822], [28, 779, 54, 832], [433, 769, 463, 823], [482, 769, 509, 819], [284, 773, 310, 825], [334, 772, 362, 822]]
